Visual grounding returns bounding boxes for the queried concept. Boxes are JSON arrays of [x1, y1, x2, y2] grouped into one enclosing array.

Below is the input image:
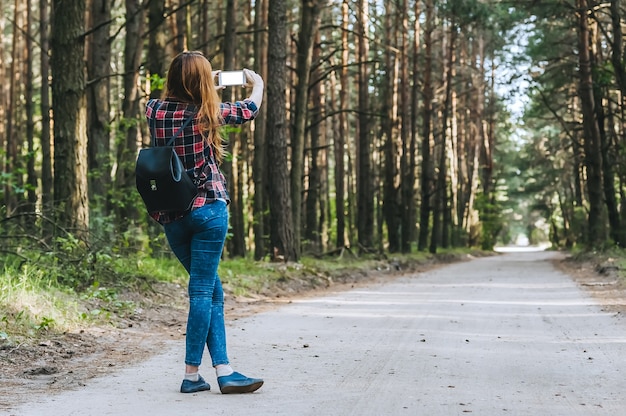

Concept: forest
[[2, 0, 625, 270]]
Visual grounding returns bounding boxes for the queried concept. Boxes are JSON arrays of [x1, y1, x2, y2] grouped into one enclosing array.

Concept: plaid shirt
[[145, 98, 258, 224]]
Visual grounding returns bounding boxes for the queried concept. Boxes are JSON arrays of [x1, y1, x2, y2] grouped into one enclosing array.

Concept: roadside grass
[[0, 266, 82, 341], [604, 249, 626, 278], [0, 247, 480, 345], [566, 246, 626, 280]]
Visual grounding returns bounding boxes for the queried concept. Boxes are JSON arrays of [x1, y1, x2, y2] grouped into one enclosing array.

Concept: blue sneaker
[[180, 375, 211, 393], [217, 371, 264, 394]]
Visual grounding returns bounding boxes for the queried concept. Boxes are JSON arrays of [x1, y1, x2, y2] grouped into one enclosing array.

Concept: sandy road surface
[[4, 250, 626, 416]]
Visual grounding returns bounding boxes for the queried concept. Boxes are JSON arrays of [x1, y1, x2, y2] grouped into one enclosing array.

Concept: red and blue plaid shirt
[[145, 98, 258, 224]]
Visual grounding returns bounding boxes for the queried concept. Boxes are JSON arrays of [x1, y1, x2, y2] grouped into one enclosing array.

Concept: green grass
[[219, 257, 281, 296], [0, 265, 83, 339], [0, 247, 483, 343], [121, 255, 188, 284]]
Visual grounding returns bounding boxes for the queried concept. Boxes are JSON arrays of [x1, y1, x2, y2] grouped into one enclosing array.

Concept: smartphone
[[218, 70, 246, 87]]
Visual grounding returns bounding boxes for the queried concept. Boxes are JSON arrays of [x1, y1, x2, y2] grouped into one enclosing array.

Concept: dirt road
[[4, 250, 626, 415]]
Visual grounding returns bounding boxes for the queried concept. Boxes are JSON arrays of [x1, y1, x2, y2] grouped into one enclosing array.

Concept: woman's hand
[[244, 68, 264, 108], [243, 69, 264, 89], [212, 70, 226, 91]]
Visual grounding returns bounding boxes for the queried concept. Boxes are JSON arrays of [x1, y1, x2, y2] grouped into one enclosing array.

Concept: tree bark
[[201, 0, 210, 55], [40, 0, 53, 220], [51, 0, 89, 234], [292, 0, 324, 257], [87, 0, 112, 217], [222, 0, 246, 257], [333, 0, 349, 249], [253, 0, 269, 260], [356, 0, 373, 250], [0, 12, 6, 214], [607, 0, 626, 245], [267, 0, 297, 261], [304, 33, 322, 250], [610, 0, 626, 96], [418, 0, 434, 251], [576, 0, 605, 247], [408, 0, 419, 250], [175, 0, 187, 51], [147, 0, 167, 98], [25, 0, 37, 212], [116, 0, 145, 227], [399, 0, 413, 253], [5, 0, 21, 215], [382, 1, 400, 253], [589, 17, 623, 246], [430, 19, 455, 253]]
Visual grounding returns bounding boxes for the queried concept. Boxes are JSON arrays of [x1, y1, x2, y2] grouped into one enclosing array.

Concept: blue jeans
[[163, 201, 229, 368]]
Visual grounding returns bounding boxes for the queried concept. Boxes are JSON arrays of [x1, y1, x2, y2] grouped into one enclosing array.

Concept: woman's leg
[[166, 202, 261, 393], [163, 222, 192, 274], [163, 219, 198, 377], [207, 277, 229, 366], [184, 202, 229, 367]]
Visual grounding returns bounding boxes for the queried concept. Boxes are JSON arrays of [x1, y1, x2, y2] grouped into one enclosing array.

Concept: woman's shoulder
[[150, 98, 197, 113], [146, 98, 163, 108], [146, 98, 197, 118], [146, 98, 165, 117]]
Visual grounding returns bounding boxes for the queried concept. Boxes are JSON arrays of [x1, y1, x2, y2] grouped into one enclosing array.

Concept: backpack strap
[[165, 113, 195, 146]]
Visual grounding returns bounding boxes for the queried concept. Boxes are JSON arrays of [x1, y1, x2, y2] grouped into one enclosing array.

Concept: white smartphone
[[218, 70, 246, 87]]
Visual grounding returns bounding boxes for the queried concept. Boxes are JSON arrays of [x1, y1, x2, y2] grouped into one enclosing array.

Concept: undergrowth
[[565, 246, 626, 279], [0, 245, 482, 345]]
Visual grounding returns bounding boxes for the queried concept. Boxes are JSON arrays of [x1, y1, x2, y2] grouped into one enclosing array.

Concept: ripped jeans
[[163, 200, 229, 368]]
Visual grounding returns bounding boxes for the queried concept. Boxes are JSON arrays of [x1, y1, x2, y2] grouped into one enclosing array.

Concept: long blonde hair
[[163, 51, 224, 162]]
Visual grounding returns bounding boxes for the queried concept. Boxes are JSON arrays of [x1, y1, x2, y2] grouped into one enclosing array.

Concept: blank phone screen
[[219, 71, 245, 86]]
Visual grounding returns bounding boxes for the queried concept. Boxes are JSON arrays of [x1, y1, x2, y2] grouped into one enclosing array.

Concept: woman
[[145, 51, 264, 394]]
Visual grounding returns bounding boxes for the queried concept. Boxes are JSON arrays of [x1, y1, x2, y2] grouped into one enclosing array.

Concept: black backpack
[[135, 105, 198, 214]]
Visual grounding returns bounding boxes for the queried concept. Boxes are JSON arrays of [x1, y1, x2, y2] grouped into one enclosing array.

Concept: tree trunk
[[356, 0, 373, 250], [448, 58, 459, 247], [607, 0, 626, 246], [455, 71, 467, 245], [476, 36, 493, 250], [116, 0, 145, 227], [333, 0, 349, 249], [230, 121, 247, 257], [175, 0, 187, 51], [40, 0, 53, 220], [0, 13, 6, 215], [418, 0, 434, 251], [25, 0, 37, 212], [382, 2, 400, 253], [317, 53, 329, 252], [399, 0, 413, 253], [304, 33, 324, 251], [292, 0, 324, 257], [201, 0, 210, 56], [408, 0, 420, 250], [50, 0, 89, 235], [253, 0, 269, 260], [610, 0, 626, 96], [222, 0, 246, 257], [5, 0, 21, 215], [430, 19, 455, 254], [147, 0, 167, 98], [482, 49, 500, 250], [267, 0, 297, 261], [87, 0, 112, 217], [576, 0, 605, 247], [590, 21, 623, 246]]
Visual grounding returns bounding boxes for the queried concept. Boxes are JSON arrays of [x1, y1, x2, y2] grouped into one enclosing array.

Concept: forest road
[[4, 250, 626, 416]]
